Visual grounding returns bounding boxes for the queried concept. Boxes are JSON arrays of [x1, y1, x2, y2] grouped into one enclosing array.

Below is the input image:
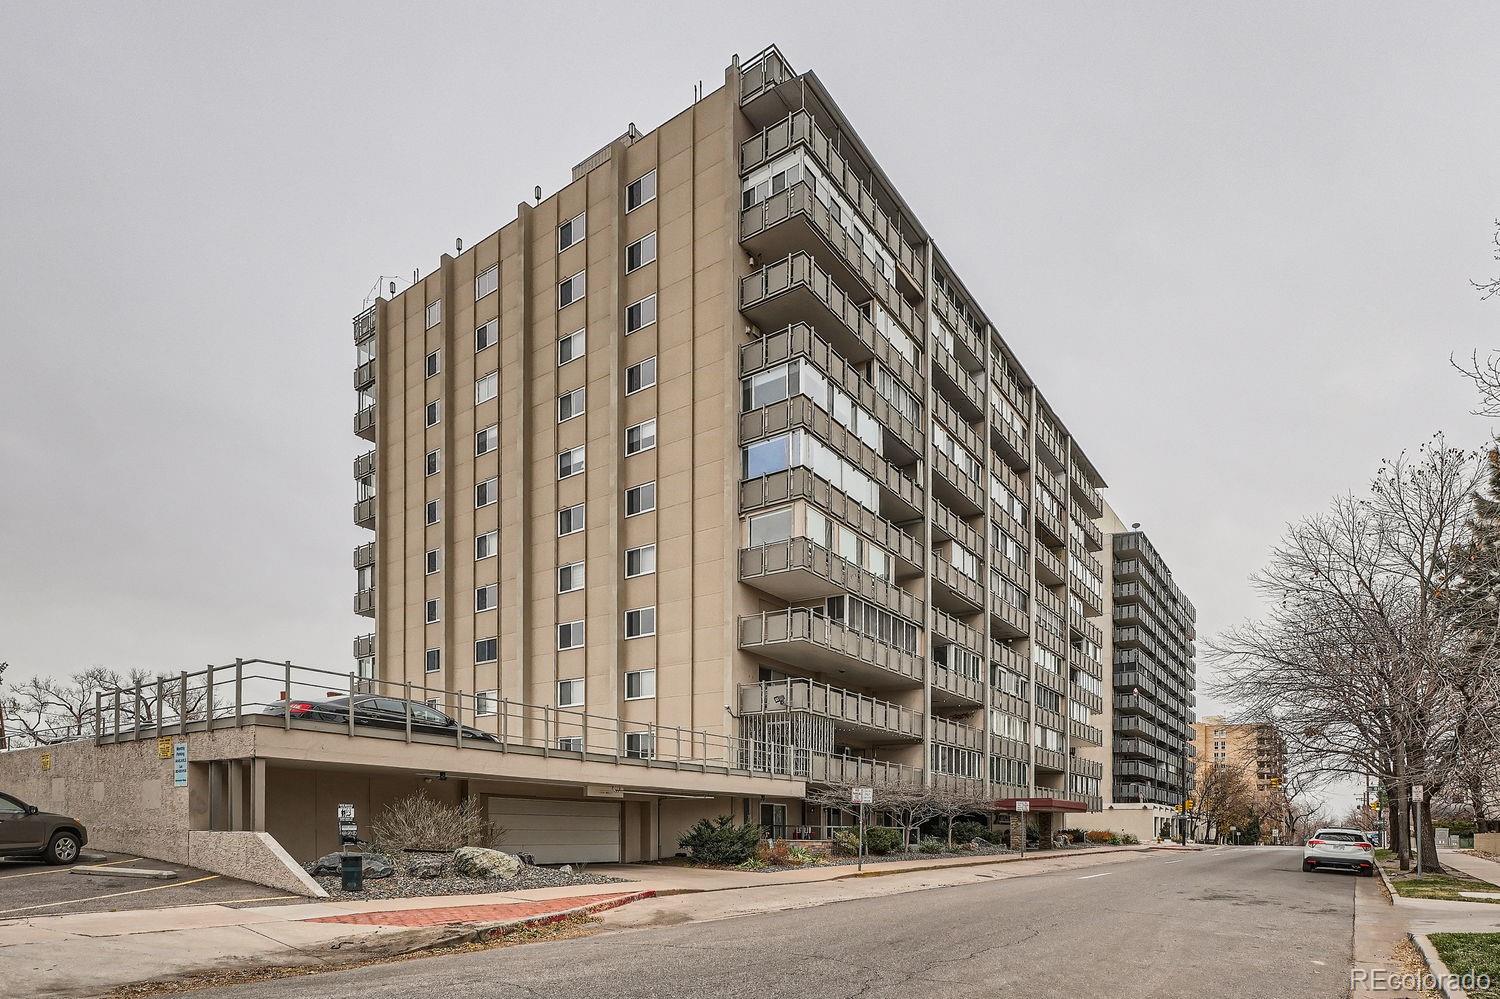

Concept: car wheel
[[45, 831, 81, 865], [1302, 860, 1315, 873]]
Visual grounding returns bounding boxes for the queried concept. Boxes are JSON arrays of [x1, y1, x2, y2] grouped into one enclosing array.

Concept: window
[[425, 300, 442, 329], [557, 561, 585, 593], [425, 549, 441, 574], [625, 731, 655, 759], [624, 606, 656, 638], [475, 265, 498, 300], [557, 387, 585, 423], [425, 598, 440, 624], [625, 669, 656, 700], [625, 232, 656, 272], [558, 446, 585, 479], [475, 319, 497, 352], [557, 678, 584, 708], [625, 544, 656, 578], [626, 170, 656, 212], [625, 419, 656, 456], [475, 689, 497, 716], [558, 270, 585, 308], [558, 212, 585, 251], [558, 328, 585, 365], [557, 621, 585, 651], [425, 401, 441, 427], [475, 371, 498, 405], [475, 584, 497, 611], [475, 531, 497, 560], [625, 481, 656, 516], [356, 564, 373, 591], [558, 503, 585, 536], [425, 648, 441, 673], [425, 499, 441, 525], [475, 477, 497, 507], [625, 356, 656, 394], [474, 638, 497, 664], [748, 507, 793, 547], [425, 350, 441, 378], [475, 425, 498, 456], [425, 449, 441, 476], [625, 295, 656, 333], [424, 698, 440, 711]]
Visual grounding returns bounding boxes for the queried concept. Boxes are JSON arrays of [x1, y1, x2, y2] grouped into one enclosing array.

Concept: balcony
[[353, 305, 376, 344], [1035, 504, 1066, 549], [1079, 513, 1104, 553], [738, 678, 922, 744], [1070, 646, 1104, 682], [1034, 747, 1069, 773], [1035, 423, 1065, 471], [354, 449, 375, 479], [932, 295, 985, 373], [931, 394, 983, 467], [739, 540, 922, 622], [930, 450, 984, 517], [354, 404, 377, 442], [354, 588, 375, 618], [1070, 466, 1103, 518], [352, 633, 374, 659], [740, 110, 925, 295], [990, 594, 1028, 640], [1070, 720, 1104, 746], [930, 499, 983, 558], [931, 342, 985, 421], [740, 254, 921, 395], [1035, 545, 1066, 587], [931, 716, 985, 753], [738, 468, 921, 575], [740, 182, 917, 337], [354, 358, 376, 391], [738, 608, 924, 690], [991, 417, 1030, 473], [738, 46, 797, 122], [1071, 756, 1104, 781], [741, 324, 923, 462], [931, 664, 984, 708], [353, 541, 375, 570], [931, 560, 983, 614], [354, 497, 376, 531]]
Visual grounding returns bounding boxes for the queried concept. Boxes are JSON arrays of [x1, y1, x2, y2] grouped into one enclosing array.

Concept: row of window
[[422, 537, 656, 579]]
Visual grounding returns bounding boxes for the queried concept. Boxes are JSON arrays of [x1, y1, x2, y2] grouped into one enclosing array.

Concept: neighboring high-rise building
[[1193, 715, 1286, 795], [350, 46, 1120, 848]]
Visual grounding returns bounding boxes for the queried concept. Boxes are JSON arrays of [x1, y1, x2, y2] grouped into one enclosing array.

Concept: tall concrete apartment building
[[350, 46, 1119, 849], [1193, 715, 1287, 795]]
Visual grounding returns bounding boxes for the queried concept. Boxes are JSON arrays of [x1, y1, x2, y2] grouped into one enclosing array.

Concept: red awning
[[991, 797, 1088, 813]]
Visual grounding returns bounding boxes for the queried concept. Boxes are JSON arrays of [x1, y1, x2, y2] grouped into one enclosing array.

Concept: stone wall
[[1476, 831, 1500, 855], [187, 831, 326, 897]]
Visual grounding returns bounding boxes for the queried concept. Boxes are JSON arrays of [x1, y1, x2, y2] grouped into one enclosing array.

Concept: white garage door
[[487, 796, 622, 864]]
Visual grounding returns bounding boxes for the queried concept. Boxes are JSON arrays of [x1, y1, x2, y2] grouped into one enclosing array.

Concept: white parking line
[[0, 874, 220, 916], [0, 857, 140, 881], [1077, 872, 1112, 880], [1161, 860, 1184, 865]]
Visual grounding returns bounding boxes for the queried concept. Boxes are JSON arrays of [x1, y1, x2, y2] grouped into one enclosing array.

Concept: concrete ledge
[[187, 831, 327, 898], [1410, 932, 1471, 999]]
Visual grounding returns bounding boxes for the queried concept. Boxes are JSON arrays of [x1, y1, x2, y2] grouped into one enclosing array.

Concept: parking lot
[[0, 852, 306, 918]]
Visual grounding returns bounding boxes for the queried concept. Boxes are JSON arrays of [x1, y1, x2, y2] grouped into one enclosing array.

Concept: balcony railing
[[354, 497, 376, 530], [738, 609, 924, 688], [1069, 465, 1103, 517], [354, 404, 377, 441], [354, 587, 375, 617], [738, 539, 922, 622], [353, 305, 376, 344], [352, 633, 374, 659], [354, 449, 375, 479], [737, 679, 922, 742], [354, 359, 375, 390], [353, 542, 375, 570], [738, 468, 921, 573], [931, 499, 984, 557]]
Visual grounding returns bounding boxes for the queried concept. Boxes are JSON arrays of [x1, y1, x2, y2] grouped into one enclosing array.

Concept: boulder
[[308, 852, 394, 879], [452, 846, 522, 879], [405, 854, 450, 879]]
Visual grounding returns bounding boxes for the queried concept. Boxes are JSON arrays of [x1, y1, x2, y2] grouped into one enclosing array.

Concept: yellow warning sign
[[158, 737, 174, 759]]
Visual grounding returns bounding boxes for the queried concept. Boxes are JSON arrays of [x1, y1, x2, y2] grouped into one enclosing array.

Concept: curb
[[1375, 861, 1400, 904], [1409, 931, 1471, 999], [423, 889, 657, 946], [829, 844, 1149, 881]]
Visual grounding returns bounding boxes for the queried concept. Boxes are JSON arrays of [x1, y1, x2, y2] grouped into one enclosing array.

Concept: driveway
[[0, 853, 303, 918], [174, 846, 1357, 999]]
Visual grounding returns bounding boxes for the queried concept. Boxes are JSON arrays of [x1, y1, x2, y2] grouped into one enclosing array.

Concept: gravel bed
[[310, 864, 629, 901]]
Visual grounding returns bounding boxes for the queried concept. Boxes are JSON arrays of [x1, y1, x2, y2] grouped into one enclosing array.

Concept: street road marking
[[1077, 873, 1112, 880], [0, 858, 140, 881], [1161, 860, 1184, 865], [0, 874, 220, 916]]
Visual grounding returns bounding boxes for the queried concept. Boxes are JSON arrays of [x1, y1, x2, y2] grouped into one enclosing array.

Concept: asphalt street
[[179, 847, 1358, 999]]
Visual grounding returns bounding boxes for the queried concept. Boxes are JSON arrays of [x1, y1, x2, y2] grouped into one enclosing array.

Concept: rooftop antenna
[[455, 238, 463, 255], [533, 185, 542, 204], [1131, 522, 1141, 530]]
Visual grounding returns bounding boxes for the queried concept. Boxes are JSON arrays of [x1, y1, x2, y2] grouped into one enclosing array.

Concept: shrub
[[831, 829, 862, 856], [679, 816, 763, 866], [863, 826, 903, 856], [1085, 830, 1114, 844], [978, 828, 1007, 845], [369, 791, 504, 854], [918, 837, 944, 854], [1120, 833, 1140, 845], [786, 845, 818, 866], [952, 820, 988, 843], [756, 840, 792, 866]]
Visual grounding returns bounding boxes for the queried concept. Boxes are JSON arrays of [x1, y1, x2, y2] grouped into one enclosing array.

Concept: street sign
[[1015, 800, 1031, 813], [40, 752, 51, 772], [172, 741, 188, 788], [337, 803, 355, 821], [1411, 784, 1424, 800], [337, 803, 357, 842], [157, 737, 173, 760], [851, 787, 873, 805]]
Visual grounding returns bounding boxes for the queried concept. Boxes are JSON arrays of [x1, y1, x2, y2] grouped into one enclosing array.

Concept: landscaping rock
[[452, 846, 522, 879], [405, 855, 450, 879], [308, 852, 394, 879]]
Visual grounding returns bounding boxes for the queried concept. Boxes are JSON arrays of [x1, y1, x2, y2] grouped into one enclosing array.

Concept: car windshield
[[1315, 831, 1363, 842]]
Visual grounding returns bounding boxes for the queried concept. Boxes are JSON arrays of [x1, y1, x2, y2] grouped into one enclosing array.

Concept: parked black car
[[262, 695, 499, 742], [0, 791, 88, 864]]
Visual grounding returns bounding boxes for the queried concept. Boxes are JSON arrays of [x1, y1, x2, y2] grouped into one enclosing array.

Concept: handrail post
[[543, 707, 551, 758], [204, 662, 214, 729], [348, 673, 357, 737], [404, 681, 413, 743], [155, 677, 164, 739], [283, 662, 292, 731], [581, 709, 588, 756], [179, 671, 188, 735], [132, 680, 143, 737], [455, 690, 463, 748], [112, 689, 120, 741], [499, 697, 507, 749], [93, 690, 102, 744], [233, 659, 243, 728]]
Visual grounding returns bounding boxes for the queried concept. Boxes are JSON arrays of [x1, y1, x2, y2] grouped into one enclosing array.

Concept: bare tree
[[1, 665, 215, 748], [1192, 762, 1256, 842]]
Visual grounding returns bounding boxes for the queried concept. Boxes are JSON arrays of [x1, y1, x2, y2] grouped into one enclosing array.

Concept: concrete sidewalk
[[1439, 848, 1500, 889], [0, 844, 1157, 998]]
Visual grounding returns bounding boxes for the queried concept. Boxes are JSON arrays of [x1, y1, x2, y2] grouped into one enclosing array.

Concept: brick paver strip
[[306, 892, 642, 927]]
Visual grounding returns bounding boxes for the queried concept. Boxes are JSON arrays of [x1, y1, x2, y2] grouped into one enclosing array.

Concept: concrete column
[[1009, 814, 1024, 850], [250, 758, 267, 832], [227, 760, 244, 831]]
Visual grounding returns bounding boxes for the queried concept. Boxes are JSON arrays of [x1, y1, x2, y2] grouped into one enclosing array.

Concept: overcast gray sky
[[2, 4, 1496, 810]]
